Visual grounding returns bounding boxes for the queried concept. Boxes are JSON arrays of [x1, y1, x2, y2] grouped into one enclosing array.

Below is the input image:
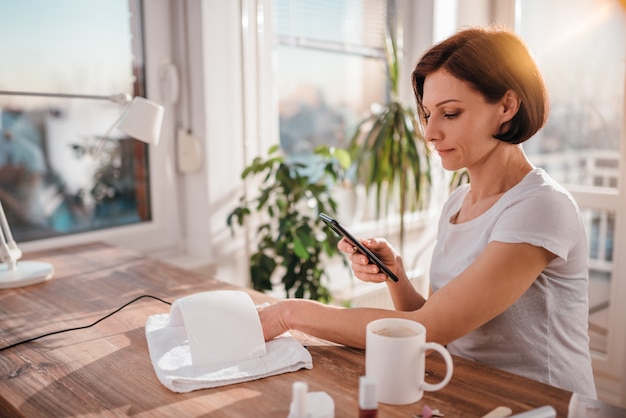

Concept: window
[[517, 0, 625, 358], [519, 0, 623, 190], [0, 0, 150, 243], [274, 0, 390, 158]]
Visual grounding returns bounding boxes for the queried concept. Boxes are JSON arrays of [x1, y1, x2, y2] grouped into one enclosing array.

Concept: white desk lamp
[[0, 90, 164, 288]]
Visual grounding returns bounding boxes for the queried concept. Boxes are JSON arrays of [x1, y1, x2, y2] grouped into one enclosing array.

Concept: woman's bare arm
[[259, 241, 555, 349]]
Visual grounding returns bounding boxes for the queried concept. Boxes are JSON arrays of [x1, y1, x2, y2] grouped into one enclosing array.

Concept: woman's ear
[[500, 89, 521, 124]]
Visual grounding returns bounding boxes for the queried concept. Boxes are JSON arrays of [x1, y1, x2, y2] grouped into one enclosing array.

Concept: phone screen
[[319, 213, 399, 282]]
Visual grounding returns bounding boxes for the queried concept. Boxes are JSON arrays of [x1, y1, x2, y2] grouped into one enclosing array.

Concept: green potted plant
[[227, 144, 351, 302], [348, 32, 432, 252]]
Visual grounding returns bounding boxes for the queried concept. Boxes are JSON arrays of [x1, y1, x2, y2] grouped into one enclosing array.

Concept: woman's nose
[[422, 119, 438, 143]]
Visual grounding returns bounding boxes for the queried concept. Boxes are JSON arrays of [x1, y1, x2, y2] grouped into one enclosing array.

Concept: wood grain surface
[[0, 242, 574, 417]]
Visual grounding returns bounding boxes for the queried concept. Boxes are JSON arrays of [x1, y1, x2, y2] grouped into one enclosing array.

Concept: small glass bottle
[[359, 376, 378, 418], [288, 381, 308, 418]]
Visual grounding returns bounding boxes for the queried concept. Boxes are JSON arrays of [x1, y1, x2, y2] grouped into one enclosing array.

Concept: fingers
[[338, 237, 372, 254], [338, 237, 385, 259], [360, 237, 390, 252], [337, 237, 396, 283], [338, 238, 368, 265], [337, 237, 356, 253], [338, 240, 384, 282]]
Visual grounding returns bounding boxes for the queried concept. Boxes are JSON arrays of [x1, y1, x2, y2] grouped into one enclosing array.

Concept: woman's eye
[[422, 114, 431, 121], [443, 112, 458, 119]]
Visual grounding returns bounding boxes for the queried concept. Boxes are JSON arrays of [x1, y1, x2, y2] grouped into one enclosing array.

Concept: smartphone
[[319, 212, 399, 282]]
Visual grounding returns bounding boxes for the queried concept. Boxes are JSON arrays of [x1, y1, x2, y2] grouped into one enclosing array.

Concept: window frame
[[19, 0, 183, 259]]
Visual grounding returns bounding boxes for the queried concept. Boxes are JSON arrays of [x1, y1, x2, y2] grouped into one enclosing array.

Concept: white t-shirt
[[430, 168, 596, 397]]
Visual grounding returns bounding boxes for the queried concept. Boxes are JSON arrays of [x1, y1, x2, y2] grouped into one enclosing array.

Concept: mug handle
[[420, 342, 454, 392]]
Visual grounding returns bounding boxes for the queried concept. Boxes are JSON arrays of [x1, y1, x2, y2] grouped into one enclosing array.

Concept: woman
[[259, 26, 596, 397]]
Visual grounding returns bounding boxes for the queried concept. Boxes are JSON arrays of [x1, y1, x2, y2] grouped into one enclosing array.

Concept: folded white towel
[[145, 313, 313, 393]]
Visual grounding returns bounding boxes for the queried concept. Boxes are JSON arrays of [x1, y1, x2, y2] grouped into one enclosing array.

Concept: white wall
[[167, 0, 252, 287]]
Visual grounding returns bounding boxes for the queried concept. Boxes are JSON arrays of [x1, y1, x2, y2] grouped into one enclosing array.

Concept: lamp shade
[[117, 97, 164, 146]]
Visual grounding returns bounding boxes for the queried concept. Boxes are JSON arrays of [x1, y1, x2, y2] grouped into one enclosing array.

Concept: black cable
[[0, 294, 171, 352]]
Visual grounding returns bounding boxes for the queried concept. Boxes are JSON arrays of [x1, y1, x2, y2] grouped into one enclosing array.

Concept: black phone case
[[319, 212, 399, 282]]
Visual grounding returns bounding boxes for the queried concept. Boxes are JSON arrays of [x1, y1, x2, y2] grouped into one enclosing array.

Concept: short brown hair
[[412, 26, 549, 144]]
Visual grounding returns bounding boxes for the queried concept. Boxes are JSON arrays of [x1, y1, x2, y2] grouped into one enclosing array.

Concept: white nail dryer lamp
[[168, 290, 267, 365]]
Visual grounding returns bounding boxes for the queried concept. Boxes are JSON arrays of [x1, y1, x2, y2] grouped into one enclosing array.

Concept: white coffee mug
[[365, 318, 453, 405]]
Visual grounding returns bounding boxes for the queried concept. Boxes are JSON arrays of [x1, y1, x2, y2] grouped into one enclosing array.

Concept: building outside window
[[274, 0, 390, 168]]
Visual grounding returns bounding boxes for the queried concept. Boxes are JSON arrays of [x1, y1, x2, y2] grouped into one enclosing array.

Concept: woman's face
[[421, 68, 508, 171]]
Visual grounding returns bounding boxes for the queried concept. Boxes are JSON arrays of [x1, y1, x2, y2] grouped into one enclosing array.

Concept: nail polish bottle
[[288, 381, 308, 418], [359, 376, 378, 418], [288, 381, 335, 418]]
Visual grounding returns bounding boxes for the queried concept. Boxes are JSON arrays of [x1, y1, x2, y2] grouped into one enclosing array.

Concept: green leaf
[[268, 144, 280, 154], [226, 144, 348, 301], [250, 252, 276, 291], [345, 37, 433, 254], [293, 236, 309, 260]]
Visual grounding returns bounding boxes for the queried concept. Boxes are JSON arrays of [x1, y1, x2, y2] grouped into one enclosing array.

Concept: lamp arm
[[94, 103, 131, 155], [0, 201, 22, 270]]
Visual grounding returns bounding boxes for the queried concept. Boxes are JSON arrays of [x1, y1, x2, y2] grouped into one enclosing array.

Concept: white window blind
[[274, 0, 390, 58]]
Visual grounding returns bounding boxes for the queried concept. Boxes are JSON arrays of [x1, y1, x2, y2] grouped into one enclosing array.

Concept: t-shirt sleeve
[[489, 189, 581, 261]]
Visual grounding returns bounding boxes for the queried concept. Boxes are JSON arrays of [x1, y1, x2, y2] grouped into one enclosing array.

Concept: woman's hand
[[257, 299, 291, 341], [338, 237, 401, 283]]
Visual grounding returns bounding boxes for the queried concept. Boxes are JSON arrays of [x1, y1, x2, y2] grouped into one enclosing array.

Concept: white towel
[[145, 313, 313, 393]]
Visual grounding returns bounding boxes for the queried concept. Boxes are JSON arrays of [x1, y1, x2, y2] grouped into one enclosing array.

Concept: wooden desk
[[0, 243, 573, 417]]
